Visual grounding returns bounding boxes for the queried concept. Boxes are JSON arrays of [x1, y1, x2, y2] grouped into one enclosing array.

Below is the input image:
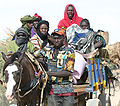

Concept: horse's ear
[[18, 52, 25, 63], [1, 52, 7, 61]]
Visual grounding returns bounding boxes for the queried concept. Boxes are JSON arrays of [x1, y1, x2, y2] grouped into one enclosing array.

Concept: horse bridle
[[13, 60, 40, 98], [11, 52, 48, 105]]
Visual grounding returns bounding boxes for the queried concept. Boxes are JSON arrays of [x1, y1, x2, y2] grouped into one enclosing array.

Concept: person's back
[[58, 4, 83, 29]]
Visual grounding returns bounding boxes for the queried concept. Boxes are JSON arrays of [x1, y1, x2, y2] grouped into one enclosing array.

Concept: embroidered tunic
[[45, 46, 74, 94]]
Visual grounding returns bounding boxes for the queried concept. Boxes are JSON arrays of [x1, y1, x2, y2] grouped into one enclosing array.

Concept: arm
[[75, 49, 99, 59], [94, 35, 106, 49], [58, 20, 63, 29], [47, 71, 72, 77]]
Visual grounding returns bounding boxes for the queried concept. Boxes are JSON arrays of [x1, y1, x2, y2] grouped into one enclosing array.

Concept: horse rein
[[15, 53, 48, 105], [25, 52, 48, 104], [14, 60, 40, 98]]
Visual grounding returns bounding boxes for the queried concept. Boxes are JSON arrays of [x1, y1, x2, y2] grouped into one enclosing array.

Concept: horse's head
[[1, 52, 48, 105], [2, 52, 24, 101]]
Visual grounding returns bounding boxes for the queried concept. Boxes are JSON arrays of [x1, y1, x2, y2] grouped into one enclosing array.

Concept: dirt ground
[[108, 69, 120, 106]]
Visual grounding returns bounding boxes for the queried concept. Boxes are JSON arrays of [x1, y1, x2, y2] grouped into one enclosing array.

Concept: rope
[[39, 62, 48, 104], [15, 60, 40, 98], [25, 52, 48, 104], [17, 78, 40, 98]]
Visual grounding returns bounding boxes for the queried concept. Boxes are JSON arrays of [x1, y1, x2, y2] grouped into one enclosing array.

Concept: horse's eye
[[12, 71, 20, 83]]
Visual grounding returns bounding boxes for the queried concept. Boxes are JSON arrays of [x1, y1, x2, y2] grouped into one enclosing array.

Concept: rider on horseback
[[31, 13, 42, 38], [30, 20, 50, 58], [8, 27, 34, 54]]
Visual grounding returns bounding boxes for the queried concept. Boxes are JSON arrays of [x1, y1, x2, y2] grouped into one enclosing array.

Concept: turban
[[33, 13, 42, 21], [14, 27, 28, 37], [20, 15, 36, 26], [36, 20, 49, 36]]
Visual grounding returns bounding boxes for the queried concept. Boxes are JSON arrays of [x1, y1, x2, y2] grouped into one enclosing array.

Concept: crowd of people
[[7, 4, 108, 106]]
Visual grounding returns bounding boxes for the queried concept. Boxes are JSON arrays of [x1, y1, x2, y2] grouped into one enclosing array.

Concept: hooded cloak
[[58, 4, 83, 29]]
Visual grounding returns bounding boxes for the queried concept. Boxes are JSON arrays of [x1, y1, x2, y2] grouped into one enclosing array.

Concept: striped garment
[[30, 34, 44, 56], [30, 34, 43, 50]]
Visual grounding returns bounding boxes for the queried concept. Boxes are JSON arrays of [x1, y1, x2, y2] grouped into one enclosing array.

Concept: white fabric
[[72, 51, 87, 84], [66, 24, 89, 44]]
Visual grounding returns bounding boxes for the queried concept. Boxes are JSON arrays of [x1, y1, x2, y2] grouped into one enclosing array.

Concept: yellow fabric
[[64, 60, 74, 72], [45, 47, 73, 83], [67, 53, 75, 60]]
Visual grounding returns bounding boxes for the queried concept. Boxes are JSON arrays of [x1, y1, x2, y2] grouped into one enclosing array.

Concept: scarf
[[16, 35, 29, 52], [23, 24, 32, 37], [38, 32, 49, 48]]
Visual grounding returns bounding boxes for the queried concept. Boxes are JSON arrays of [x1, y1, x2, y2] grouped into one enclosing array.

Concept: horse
[[1, 52, 48, 106]]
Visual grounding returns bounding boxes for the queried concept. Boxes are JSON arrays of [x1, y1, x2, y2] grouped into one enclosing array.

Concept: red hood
[[64, 4, 78, 22], [58, 4, 83, 29]]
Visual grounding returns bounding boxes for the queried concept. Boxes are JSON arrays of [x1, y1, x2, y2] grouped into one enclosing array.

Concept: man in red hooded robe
[[58, 4, 83, 29]]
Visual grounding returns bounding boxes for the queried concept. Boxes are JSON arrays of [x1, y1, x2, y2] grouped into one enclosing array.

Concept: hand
[[94, 41, 102, 49]]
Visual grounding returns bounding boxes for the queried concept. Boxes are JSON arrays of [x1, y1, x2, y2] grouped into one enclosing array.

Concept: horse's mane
[[3, 52, 21, 73]]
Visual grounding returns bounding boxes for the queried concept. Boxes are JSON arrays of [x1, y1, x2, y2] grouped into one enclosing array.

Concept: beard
[[68, 14, 74, 20], [39, 31, 48, 41]]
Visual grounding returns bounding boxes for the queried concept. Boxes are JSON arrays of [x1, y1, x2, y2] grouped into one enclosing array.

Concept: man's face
[[16, 32, 28, 46], [40, 24, 48, 35], [52, 35, 64, 49], [67, 6, 74, 20], [27, 22, 33, 29], [80, 21, 89, 30], [33, 21, 39, 29]]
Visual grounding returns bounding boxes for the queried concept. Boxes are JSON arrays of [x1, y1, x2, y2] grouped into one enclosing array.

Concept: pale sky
[[0, 0, 120, 44]]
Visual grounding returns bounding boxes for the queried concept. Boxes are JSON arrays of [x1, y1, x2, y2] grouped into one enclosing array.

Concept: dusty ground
[[108, 69, 120, 106], [106, 69, 120, 106], [86, 69, 120, 106]]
